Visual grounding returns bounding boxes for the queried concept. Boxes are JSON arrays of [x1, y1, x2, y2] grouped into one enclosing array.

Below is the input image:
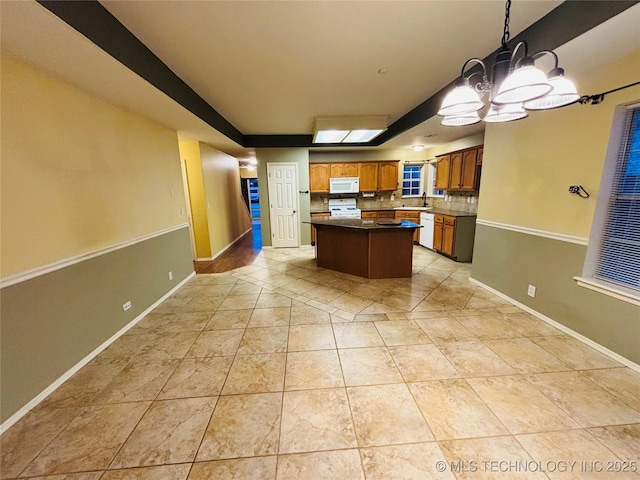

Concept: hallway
[[194, 221, 262, 274]]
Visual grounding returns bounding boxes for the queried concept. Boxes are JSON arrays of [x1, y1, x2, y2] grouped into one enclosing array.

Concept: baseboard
[[469, 277, 640, 373], [0, 271, 196, 435]]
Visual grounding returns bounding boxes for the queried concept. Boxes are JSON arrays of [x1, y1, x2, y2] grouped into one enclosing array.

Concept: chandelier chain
[[501, 0, 511, 46]]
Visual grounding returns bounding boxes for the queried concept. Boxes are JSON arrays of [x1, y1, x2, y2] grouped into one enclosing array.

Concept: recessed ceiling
[[2, 1, 637, 158]]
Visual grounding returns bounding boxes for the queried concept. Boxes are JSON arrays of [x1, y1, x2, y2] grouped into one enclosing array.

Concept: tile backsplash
[[310, 191, 478, 213]]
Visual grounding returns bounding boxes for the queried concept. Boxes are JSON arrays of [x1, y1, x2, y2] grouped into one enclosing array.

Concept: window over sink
[[426, 160, 445, 198], [401, 161, 445, 198], [401, 164, 422, 197]]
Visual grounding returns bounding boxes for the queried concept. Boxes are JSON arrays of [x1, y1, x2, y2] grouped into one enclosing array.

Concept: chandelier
[[438, 0, 580, 126]]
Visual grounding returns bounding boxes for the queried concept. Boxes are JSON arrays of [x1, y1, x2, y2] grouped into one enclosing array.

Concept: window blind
[[594, 106, 640, 291]]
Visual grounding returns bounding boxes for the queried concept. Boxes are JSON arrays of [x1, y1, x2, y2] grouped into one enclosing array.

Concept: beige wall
[[1, 55, 187, 277], [472, 49, 640, 364], [1, 54, 194, 422], [423, 133, 484, 159], [200, 143, 252, 256], [309, 148, 427, 163], [257, 148, 310, 246], [179, 140, 251, 259], [478, 50, 640, 237], [240, 168, 258, 179], [178, 140, 212, 259]]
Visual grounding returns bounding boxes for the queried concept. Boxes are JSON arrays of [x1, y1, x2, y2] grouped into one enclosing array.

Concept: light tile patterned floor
[[2, 246, 640, 479]]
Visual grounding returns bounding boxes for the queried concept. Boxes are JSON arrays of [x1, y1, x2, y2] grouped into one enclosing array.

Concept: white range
[[328, 198, 361, 219]]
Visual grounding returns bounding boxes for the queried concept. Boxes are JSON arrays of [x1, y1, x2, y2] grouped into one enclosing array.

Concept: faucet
[[421, 192, 428, 207]]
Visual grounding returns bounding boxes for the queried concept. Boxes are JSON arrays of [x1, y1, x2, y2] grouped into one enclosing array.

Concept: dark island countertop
[[306, 217, 419, 230]]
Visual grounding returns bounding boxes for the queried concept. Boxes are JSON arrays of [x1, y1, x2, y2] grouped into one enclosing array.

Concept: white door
[[267, 163, 299, 247]]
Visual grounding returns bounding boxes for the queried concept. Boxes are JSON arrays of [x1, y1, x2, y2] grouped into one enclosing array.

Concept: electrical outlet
[[122, 300, 132, 311], [527, 285, 537, 298], [180, 206, 185, 215], [168, 271, 173, 280]]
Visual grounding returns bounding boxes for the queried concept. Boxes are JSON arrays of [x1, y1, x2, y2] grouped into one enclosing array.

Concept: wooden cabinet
[[434, 146, 482, 191], [310, 164, 330, 193], [433, 214, 476, 261], [435, 155, 451, 190], [433, 217, 443, 252], [309, 161, 399, 193], [330, 163, 359, 177], [394, 210, 420, 243], [442, 216, 456, 256], [434, 215, 455, 256], [310, 212, 331, 245], [378, 162, 398, 190], [361, 211, 378, 219], [448, 152, 463, 190], [449, 149, 478, 191], [358, 163, 379, 191], [377, 210, 395, 219]]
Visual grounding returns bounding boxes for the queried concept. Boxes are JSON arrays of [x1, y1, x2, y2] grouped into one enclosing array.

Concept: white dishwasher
[[419, 212, 435, 249]]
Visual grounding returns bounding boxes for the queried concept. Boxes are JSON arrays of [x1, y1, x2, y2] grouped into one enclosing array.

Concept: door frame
[[180, 158, 197, 260]]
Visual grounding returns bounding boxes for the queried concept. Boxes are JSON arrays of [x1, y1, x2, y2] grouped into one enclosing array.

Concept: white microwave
[[329, 177, 359, 194]]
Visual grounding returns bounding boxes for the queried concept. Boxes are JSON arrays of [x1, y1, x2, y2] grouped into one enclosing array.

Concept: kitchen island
[[307, 217, 419, 279]]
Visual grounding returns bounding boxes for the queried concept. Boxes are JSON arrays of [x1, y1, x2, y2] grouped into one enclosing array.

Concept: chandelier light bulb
[[438, 77, 485, 116], [437, 1, 580, 126], [483, 103, 528, 123], [493, 58, 552, 105], [524, 69, 580, 110], [441, 112, 482, 126]]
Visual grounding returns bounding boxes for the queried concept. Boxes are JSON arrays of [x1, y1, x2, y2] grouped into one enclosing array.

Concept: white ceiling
[[1, 1, 638, 159]]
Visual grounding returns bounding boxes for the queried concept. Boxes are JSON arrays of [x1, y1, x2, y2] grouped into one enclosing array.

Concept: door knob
[[292, 210, 297, 214]]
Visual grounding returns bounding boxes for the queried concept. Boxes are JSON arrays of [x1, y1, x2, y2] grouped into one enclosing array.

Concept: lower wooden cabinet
[[361, 211, 378, 219], [394, 210, 420, 243], [433, 214, 476, 261], [310, 213, 330, 245], [377, 211, 395, 219]]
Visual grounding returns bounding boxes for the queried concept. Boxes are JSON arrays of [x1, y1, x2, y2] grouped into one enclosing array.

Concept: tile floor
[[2, 246, 640, 479]]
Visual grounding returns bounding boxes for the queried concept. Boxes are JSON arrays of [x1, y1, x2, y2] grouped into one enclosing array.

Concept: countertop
[[310, 208, 477, 218], [428, 208, 477, 217], [305, 218, 420, 230]]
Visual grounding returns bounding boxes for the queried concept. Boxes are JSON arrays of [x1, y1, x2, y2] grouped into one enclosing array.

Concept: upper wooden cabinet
[[449, 151, 464, 190], [459, 148, 478, 190], [330, 163, 359, 177], [309, 163, 331, 193], [309, 161, 399, 193], [435, 145, 482, 192], [377, 162, 398, 191], [358, 163, 379, 191], [435, 155, 451, 190]]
